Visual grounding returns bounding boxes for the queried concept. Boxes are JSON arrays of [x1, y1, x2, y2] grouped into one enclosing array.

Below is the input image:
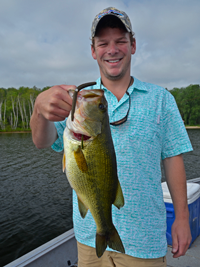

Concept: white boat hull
[[4, 228, 77, 267]]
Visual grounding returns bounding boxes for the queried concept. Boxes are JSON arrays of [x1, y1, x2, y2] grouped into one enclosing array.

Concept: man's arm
[[30, 84, 75, 149], [163, 154, 191, 258]]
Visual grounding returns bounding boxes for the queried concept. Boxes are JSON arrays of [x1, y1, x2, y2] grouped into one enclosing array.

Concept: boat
[[4, 228, 78, 267], [4, 178, 200, 267]]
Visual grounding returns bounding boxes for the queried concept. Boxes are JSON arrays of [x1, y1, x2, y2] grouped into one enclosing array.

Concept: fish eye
[[99, 103, 105, 110]]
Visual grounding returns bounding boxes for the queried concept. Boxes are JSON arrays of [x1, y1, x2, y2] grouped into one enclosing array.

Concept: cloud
[[0, 0, 199, 89]]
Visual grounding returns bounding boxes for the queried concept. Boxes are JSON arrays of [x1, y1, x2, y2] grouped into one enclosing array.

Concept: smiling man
[[91, 12, 136, 101], [30, 7, 193, 267]]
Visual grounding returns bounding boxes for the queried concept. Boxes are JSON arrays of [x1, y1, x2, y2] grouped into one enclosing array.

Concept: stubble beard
[[101, 59, 131, 81], [104, 72, 124, 81]]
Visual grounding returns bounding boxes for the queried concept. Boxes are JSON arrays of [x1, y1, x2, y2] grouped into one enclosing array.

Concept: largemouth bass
[[63, 89, 125, 257]]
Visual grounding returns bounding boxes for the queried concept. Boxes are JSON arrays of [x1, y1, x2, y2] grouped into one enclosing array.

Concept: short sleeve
[[51, 119, 67, 152], [161, 92, 193, 160]]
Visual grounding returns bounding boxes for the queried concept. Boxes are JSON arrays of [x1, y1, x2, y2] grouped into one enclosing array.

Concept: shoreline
[[0, 131, 31, 134], [0, 126, 200, 134], [185, 126, 200, 129]]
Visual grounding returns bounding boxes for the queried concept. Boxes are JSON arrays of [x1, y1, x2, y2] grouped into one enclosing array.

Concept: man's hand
[[34, 84, 75, 122], [30, 84, 75, 149], [171, 217, 191, 258]]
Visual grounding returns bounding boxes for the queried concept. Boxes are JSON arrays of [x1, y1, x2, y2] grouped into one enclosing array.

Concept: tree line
[[170, 84, 200, 126], [0, 84, 199, 131], [0, 86, 50, 131]]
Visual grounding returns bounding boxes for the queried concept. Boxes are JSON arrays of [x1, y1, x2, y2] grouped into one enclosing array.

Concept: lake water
[[0, 133, 72, 266], [0, 130, 200, 266]]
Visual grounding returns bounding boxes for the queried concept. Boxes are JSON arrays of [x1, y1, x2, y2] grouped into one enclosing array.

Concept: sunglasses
[[110, 91, 130, 126]]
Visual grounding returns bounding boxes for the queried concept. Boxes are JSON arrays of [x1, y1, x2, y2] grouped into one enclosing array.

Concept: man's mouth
[[106, 58, 122, 63]]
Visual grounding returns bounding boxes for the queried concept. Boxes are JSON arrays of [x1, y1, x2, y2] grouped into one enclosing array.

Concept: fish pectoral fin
[[113, 181, 125, 209], [62, 153, 66, 173], [78, 197, 88, 218], [74, 146, 88, 172]]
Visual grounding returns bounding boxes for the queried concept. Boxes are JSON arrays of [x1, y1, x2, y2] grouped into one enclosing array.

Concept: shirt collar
[[95, 76, 149, 94], [132, 77, 148, 92]]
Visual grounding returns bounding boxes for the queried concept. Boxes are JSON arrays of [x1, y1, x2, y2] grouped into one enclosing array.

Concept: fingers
[[43, 105, 70, 122], [59, 84, 76, 105], [35, 84, 76, 121], [172, 233, 179, 257], [171, 219, 192, 258], [172, 236, 191, 258]]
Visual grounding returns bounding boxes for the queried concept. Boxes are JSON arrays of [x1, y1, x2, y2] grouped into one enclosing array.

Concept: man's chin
[[105, 72, 124, 81]]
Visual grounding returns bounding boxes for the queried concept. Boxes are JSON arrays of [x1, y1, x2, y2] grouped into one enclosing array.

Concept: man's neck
[[101, 75, 133, 101]]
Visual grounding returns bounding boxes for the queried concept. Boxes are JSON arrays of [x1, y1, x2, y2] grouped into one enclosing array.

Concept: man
[[30, 7, 193, 267]]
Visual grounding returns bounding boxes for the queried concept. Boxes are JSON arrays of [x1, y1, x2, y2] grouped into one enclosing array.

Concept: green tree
[[170, 84, 200, 125]]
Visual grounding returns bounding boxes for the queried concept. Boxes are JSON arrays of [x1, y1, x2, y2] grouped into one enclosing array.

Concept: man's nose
[[107, 43, 119, 55]]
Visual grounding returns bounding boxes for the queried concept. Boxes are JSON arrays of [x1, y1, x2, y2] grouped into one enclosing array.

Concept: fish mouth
[[72, 132, 91, 142], [67, 115, 93, 142]]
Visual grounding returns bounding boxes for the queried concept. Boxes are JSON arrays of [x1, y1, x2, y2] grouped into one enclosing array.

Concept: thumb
[[172, 234, 178, 254], [60, 84, 76, 92]]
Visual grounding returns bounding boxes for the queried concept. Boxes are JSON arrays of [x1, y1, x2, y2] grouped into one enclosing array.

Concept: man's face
[[91, 27, 136, 81]]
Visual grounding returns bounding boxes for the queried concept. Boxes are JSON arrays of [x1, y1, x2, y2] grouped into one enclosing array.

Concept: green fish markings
[[63, 89, 125, 258]]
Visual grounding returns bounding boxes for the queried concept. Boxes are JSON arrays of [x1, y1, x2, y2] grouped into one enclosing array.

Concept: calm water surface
[[0, 133, 72, 266], [0, 130, 200, 266]]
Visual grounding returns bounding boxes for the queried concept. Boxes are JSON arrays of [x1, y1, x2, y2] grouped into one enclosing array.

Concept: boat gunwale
[[4, 228, 75, 267], [187, 177, 200, 183]]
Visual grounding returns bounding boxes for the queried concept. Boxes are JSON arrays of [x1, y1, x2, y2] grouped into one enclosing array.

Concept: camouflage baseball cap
[[91, 7, 132, 38]]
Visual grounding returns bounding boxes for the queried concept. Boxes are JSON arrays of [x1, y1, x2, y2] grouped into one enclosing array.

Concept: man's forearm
[[163, 154, 191, 258], [30, 106, 57, 149], [163, 154, 189, 218]]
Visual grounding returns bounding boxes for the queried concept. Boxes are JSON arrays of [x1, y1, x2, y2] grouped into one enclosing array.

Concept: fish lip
[[71, 131, 92, 142], [65, 127, 93, 143], [78, 89, 104, 98]]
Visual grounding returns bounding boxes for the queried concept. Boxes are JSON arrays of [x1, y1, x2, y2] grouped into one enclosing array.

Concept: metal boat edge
[[187, 177, 200, 184], [4, 228, 77, 267]]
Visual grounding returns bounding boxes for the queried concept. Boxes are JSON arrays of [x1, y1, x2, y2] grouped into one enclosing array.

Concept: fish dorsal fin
[[62, 153, 66, 173], [78, 196, 88, 218], [113, 181, 125, 209], [74, 146, 88, 172]]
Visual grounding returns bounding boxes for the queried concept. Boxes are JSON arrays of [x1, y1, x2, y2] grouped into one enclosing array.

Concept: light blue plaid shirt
[[52, 77, 193, 258]]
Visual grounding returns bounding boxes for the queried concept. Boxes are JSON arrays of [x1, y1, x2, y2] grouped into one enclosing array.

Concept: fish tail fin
[[96, 226, 125, 258], [96, 233, 107, 258], [107, 226, 125, 255]]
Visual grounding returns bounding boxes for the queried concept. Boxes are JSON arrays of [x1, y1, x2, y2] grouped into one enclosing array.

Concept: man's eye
[[118, 41, 127, 44]]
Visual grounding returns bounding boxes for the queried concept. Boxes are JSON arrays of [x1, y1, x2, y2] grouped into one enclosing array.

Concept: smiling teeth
[[108, 60, 120, 63]]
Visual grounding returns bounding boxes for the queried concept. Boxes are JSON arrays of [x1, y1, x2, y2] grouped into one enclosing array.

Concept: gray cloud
[[0, 0, 199, 89]]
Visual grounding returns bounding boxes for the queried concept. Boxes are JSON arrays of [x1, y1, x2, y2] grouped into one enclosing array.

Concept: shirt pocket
[[128, 110, 162, 149]]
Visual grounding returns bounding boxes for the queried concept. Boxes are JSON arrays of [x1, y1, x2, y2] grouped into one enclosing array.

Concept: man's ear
[[91, 45, 97, 60], [131, 40, 136, 55]]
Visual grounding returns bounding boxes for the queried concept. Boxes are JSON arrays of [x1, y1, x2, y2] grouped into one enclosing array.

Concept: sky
[[0, 0, 199, 90]]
